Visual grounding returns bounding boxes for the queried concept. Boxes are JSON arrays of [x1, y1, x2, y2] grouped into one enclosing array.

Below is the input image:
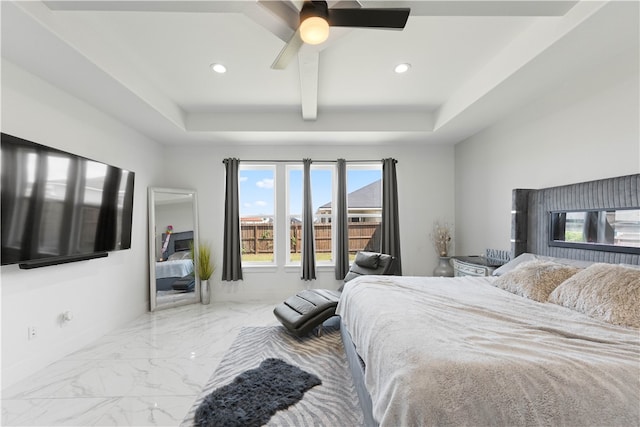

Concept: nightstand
[[452, 256, 497, 277]]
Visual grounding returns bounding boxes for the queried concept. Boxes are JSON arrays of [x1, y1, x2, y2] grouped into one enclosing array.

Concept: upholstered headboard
[[511, 174, 639, 265], [160, 230, 194, 257]]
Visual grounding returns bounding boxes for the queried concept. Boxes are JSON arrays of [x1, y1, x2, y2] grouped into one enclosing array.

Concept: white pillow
[[549, 263, 640, 329], [168, 251, 191, 261], [492, 253, 593, 276], [492, 259, 580, 302]]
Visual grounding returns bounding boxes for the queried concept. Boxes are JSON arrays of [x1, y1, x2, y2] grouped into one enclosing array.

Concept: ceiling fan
[[269, 0, 411, 69]]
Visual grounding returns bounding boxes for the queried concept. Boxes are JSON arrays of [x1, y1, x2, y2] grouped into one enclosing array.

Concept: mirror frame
[[548, 208, 640, 255], [148, 187, 200, 311]]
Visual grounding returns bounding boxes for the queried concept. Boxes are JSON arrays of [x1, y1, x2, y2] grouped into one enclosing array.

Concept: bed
[[155, 231, 194, 291], [155, 257, 193, 291], [337, 174, 640, 426]]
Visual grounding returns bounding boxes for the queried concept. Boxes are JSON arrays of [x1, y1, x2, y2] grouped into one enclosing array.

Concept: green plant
[[192, 242, 215, 280]]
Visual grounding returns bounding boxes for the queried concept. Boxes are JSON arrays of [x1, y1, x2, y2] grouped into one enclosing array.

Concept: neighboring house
[[240, 216, 273, 224], [317, 179, 382, 223]]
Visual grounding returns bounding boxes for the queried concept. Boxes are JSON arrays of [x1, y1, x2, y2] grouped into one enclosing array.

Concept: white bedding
[[155, 259, 193, 279], [336, 275, 640, 426]]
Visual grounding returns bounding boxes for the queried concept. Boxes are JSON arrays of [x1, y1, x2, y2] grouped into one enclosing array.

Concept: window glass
[[347, 166, 382, 260], [239, 166, 275, 263]]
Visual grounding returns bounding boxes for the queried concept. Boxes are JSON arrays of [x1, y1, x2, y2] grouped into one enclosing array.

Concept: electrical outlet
[[27, 326, 37, 340]]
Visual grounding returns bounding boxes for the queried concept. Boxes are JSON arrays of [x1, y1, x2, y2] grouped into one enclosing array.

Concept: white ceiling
[[1, 1, 638, 146]]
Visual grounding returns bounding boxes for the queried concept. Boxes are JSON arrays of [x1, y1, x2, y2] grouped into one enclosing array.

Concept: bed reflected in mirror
[[549, 208, 640, 254], [148, 188, 200, 311]]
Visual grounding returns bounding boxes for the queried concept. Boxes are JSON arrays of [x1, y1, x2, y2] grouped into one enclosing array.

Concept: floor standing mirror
[[148, 187, 200, 311]]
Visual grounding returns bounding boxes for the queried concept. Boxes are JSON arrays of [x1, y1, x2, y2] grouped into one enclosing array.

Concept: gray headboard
[[511, 174, 639, 265]]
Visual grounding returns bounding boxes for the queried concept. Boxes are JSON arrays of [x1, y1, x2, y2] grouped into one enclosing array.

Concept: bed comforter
[[336, 275, 640, 426], [155, 259, 193, 279]]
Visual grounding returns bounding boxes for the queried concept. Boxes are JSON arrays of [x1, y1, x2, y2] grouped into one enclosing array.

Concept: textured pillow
[[549, 263, 640, 328], [492, 260, 580, 302], [354, 251, 380, 269], [492, 253, 537, 276], [492, 253, 593, 276]]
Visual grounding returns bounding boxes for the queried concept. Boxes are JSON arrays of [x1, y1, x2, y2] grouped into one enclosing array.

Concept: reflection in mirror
[[550, 209, 640, 254], [148, 188, 200, 311]]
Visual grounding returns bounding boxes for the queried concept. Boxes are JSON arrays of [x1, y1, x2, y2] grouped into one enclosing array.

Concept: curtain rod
[[222, 159, 385, 164]]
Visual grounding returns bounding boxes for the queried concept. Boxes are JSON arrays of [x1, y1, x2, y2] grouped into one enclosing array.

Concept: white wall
[[160, 143, 456, 303], [0, 59, 456, 386], [455, 48, 640, 256], [1, 60, 164, 388]]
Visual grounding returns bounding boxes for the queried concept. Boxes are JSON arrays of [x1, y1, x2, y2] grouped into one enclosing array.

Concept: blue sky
[[239, 167, 381, 217]]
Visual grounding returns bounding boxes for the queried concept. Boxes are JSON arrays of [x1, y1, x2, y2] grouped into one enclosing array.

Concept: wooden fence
[[241, 223, 381, 254]]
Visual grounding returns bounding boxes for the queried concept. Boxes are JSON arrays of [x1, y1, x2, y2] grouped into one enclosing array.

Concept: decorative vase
[[201, 279, 211, 305], [433, 257, 454, 277]]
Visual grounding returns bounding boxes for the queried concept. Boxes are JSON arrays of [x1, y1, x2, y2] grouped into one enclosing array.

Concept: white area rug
[[181, 324, 363, 426]]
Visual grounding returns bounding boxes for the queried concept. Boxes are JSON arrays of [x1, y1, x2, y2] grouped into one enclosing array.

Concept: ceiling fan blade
[[271, 28, 304, 70], [257, 0, 301, 31], [328, 8, 410, 28], [330, 0, 362, 9]]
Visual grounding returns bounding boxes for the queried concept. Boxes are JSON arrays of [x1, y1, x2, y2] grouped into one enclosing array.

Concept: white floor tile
[[1, 302, 278, 426]]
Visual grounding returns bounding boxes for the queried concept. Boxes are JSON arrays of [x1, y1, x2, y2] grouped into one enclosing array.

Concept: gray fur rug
[[194, 358, 321, 427], [181, 324, 363, 426]]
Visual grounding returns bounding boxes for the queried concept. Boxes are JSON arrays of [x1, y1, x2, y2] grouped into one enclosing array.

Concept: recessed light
[[394, 63, 411, 74], [211, 63, 227, 74]]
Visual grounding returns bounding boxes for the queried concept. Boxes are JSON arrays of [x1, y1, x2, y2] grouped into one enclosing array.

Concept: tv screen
[[1, 133, 135, 266]]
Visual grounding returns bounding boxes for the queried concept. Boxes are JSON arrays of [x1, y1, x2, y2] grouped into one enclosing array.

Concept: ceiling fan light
[[300, 17, 330, 45], [211, 63, 227, 74], [394, 63, 411, 74]]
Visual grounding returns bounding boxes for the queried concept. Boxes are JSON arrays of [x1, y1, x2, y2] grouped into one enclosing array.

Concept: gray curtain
[[381, 158, 402, 274], [222, 158, 243, 281], [335, 159, 349, 279], [301, 159, 316, 280]]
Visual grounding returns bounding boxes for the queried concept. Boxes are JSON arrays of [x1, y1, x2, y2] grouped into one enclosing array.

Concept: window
[[239, 165, 275, 264], [347, 165, 382, 259], [238, 162, 382, 267]]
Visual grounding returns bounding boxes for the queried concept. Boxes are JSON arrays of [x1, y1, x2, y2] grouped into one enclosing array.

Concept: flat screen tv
[[1, 133, 135, 268]]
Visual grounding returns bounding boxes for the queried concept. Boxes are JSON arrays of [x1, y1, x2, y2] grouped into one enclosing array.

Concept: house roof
[[320, 179, 381, 210], [3, 1, 635, 147]]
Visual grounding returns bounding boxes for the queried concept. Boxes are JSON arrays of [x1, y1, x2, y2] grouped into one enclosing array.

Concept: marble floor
[[1, 302, 278, 426]]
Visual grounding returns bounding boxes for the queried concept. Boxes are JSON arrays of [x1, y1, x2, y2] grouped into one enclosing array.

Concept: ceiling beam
[[186, 109, 434, 132], [298, 51, 320, 120], [43, 1, 247, 13]]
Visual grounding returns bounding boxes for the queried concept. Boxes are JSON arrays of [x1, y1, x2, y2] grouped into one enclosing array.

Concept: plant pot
[[433, 257, 454, 277], [201, 279, 211, 305]]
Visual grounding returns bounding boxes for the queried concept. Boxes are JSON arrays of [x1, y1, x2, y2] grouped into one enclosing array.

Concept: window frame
[[238, 161, 383, 269]]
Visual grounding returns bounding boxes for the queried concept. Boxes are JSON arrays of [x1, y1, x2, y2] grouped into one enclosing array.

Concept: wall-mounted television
[[1, 133, 135, 268]]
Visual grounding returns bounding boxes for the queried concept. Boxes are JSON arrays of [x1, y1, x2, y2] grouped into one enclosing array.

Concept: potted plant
[[193, 242, 215, 304]]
